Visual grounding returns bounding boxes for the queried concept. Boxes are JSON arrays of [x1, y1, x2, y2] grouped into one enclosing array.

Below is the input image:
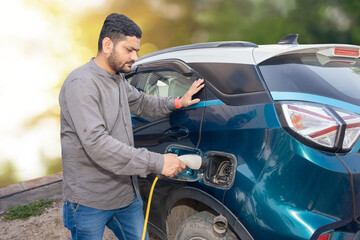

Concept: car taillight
[[334, 48, 359, 57], [317, 232, 330, 240], [279, 102, 360, 152], [317, 47, 360, 58], [282, 103, 339, 148], [335, 109, 360, 151]]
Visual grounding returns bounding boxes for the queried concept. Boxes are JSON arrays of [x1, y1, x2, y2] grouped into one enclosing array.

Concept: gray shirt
[[59, 59, 175, 210]]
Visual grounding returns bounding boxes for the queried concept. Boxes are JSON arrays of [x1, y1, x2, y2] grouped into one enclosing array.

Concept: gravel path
[[0, 200, 160, 240]]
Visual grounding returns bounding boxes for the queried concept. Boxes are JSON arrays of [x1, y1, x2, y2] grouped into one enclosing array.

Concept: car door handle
[[163, 126, 189, 139]]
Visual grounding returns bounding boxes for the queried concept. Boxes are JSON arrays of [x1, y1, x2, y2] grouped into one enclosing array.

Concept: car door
[[129, 59, 206, 163]]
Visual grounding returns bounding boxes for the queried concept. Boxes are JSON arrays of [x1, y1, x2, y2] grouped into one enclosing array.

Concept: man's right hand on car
[[162, 153, 186, 177]]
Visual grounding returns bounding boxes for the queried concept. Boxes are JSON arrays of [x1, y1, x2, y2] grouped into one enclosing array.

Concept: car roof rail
[[278, 34, 299, 44], [139, 41, 258, 60]]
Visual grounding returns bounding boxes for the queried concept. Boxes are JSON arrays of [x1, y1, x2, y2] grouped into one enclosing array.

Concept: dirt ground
[[0, 200, 160, 240]]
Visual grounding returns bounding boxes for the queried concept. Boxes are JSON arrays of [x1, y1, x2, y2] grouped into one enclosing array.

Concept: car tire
[[175, 211, 238, 240]]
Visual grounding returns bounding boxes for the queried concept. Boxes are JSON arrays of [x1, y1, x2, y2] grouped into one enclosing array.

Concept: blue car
[[127, 34, 360, 240]]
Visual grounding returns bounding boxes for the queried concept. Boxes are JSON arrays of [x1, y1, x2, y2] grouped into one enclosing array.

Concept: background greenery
[[2, 199, 54, 220], [1, 0, 359, 186]]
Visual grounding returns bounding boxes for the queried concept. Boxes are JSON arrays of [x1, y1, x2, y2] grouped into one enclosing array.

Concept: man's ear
[[102, 37, 113, 54]]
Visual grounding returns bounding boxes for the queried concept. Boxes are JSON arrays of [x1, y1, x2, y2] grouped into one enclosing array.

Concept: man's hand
[[179, 78, 205, 108], [162, 153, 186, 177]]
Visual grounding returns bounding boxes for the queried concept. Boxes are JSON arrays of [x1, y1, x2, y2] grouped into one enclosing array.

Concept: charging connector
[[178, 154, 203, 170]]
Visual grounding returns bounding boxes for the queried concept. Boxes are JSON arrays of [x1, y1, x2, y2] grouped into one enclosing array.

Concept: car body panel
[[198, 102, 280, 208], [199, 100, 352, 240], [337, 153, 360, 218], [132, 107, 203, 151], [129, 39, 360, 239], [238, 138, 352, 240]]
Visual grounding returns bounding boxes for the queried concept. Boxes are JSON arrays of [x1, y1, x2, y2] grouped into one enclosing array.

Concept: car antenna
[[278, 34, 299, 44]]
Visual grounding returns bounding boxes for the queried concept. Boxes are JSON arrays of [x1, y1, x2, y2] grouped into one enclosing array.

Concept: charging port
[[203, 151, 236, 188]]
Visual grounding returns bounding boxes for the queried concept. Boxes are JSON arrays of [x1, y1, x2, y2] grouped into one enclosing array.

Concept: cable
[[141, 156, 202, 239], [142, 176, 158, 240]]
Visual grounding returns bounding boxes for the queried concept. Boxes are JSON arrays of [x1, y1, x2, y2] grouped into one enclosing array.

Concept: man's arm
[[64, 78, 169, 177], [126, 82, 175, 117], [126, 78, 205, 117]]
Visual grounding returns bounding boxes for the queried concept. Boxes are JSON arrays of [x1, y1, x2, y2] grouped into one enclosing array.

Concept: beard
[[107, 48, 134, 73]]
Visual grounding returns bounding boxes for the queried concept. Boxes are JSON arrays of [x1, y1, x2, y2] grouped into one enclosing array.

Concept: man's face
[[107, 36, 140, 73]]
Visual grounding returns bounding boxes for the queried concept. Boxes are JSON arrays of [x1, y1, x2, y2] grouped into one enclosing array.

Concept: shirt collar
[[89, 58, 123, 83]]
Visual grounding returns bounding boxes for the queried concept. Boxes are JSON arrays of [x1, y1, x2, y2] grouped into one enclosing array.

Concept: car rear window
[[259, 53, 360, 105]]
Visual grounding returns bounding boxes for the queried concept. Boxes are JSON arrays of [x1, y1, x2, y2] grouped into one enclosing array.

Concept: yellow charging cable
[[142, 176, 159, 240]]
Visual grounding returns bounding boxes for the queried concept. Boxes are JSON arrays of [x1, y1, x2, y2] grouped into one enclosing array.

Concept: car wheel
[[175, 211, 238, 240]]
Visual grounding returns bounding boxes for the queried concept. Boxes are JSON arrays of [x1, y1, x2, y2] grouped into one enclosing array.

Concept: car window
[[188, 62, 265, 94], [259, 53, 360, 106], [135, 70, 195, 98]]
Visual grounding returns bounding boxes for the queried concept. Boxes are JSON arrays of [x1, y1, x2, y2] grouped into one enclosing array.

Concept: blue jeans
[[63, 196, 149, 240]]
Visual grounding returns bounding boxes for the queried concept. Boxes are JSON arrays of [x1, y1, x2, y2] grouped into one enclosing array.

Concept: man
[[59, 13, 204, 240]]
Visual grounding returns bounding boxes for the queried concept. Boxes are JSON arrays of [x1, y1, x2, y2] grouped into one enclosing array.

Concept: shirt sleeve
[[64, 78, 164, 177], [124, 80, 176, 117]]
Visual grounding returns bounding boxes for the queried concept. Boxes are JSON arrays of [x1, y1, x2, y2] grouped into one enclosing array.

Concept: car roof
[[134, 35, 360, 67], [135, 41, 258, 65], [139, 41, 258, 60]]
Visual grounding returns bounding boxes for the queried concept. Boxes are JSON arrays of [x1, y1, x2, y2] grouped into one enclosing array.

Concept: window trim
[[127, 59, 272, 106], [128, 59, 205, 100], [136, 59, 194, 76]]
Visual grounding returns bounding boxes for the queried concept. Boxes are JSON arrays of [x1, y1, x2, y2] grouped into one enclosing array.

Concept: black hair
[[98, 13, 142, 52]]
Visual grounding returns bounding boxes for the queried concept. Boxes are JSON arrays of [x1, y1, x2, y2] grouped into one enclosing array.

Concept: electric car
[[127, 34, 360, 240]]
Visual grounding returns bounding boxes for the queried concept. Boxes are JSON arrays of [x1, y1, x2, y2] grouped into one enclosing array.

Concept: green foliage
[[0, 160, 19, 187], [31, 0, 360, 59], [352, 67, 360, 75], [2, 199, 54, 221], [197, 0, 360, 44], [44, 157, 62, 176], [40, 151, 62, 176]]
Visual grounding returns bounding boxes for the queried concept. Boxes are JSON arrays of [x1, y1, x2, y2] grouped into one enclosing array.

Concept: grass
[[2, 199, 54, 221]]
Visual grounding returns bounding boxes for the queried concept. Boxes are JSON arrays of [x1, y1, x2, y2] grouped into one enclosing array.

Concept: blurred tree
[[27, 0, 360, 77], [40, 152, 62, 176], [72, 0, 203, 57], [0, 160, 19, 187], [339, 0, 360, 43], [197, 0, 360, 44]]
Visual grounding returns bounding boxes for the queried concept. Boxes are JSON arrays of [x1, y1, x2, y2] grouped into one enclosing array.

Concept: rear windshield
[[259, 53, 360, 106]]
